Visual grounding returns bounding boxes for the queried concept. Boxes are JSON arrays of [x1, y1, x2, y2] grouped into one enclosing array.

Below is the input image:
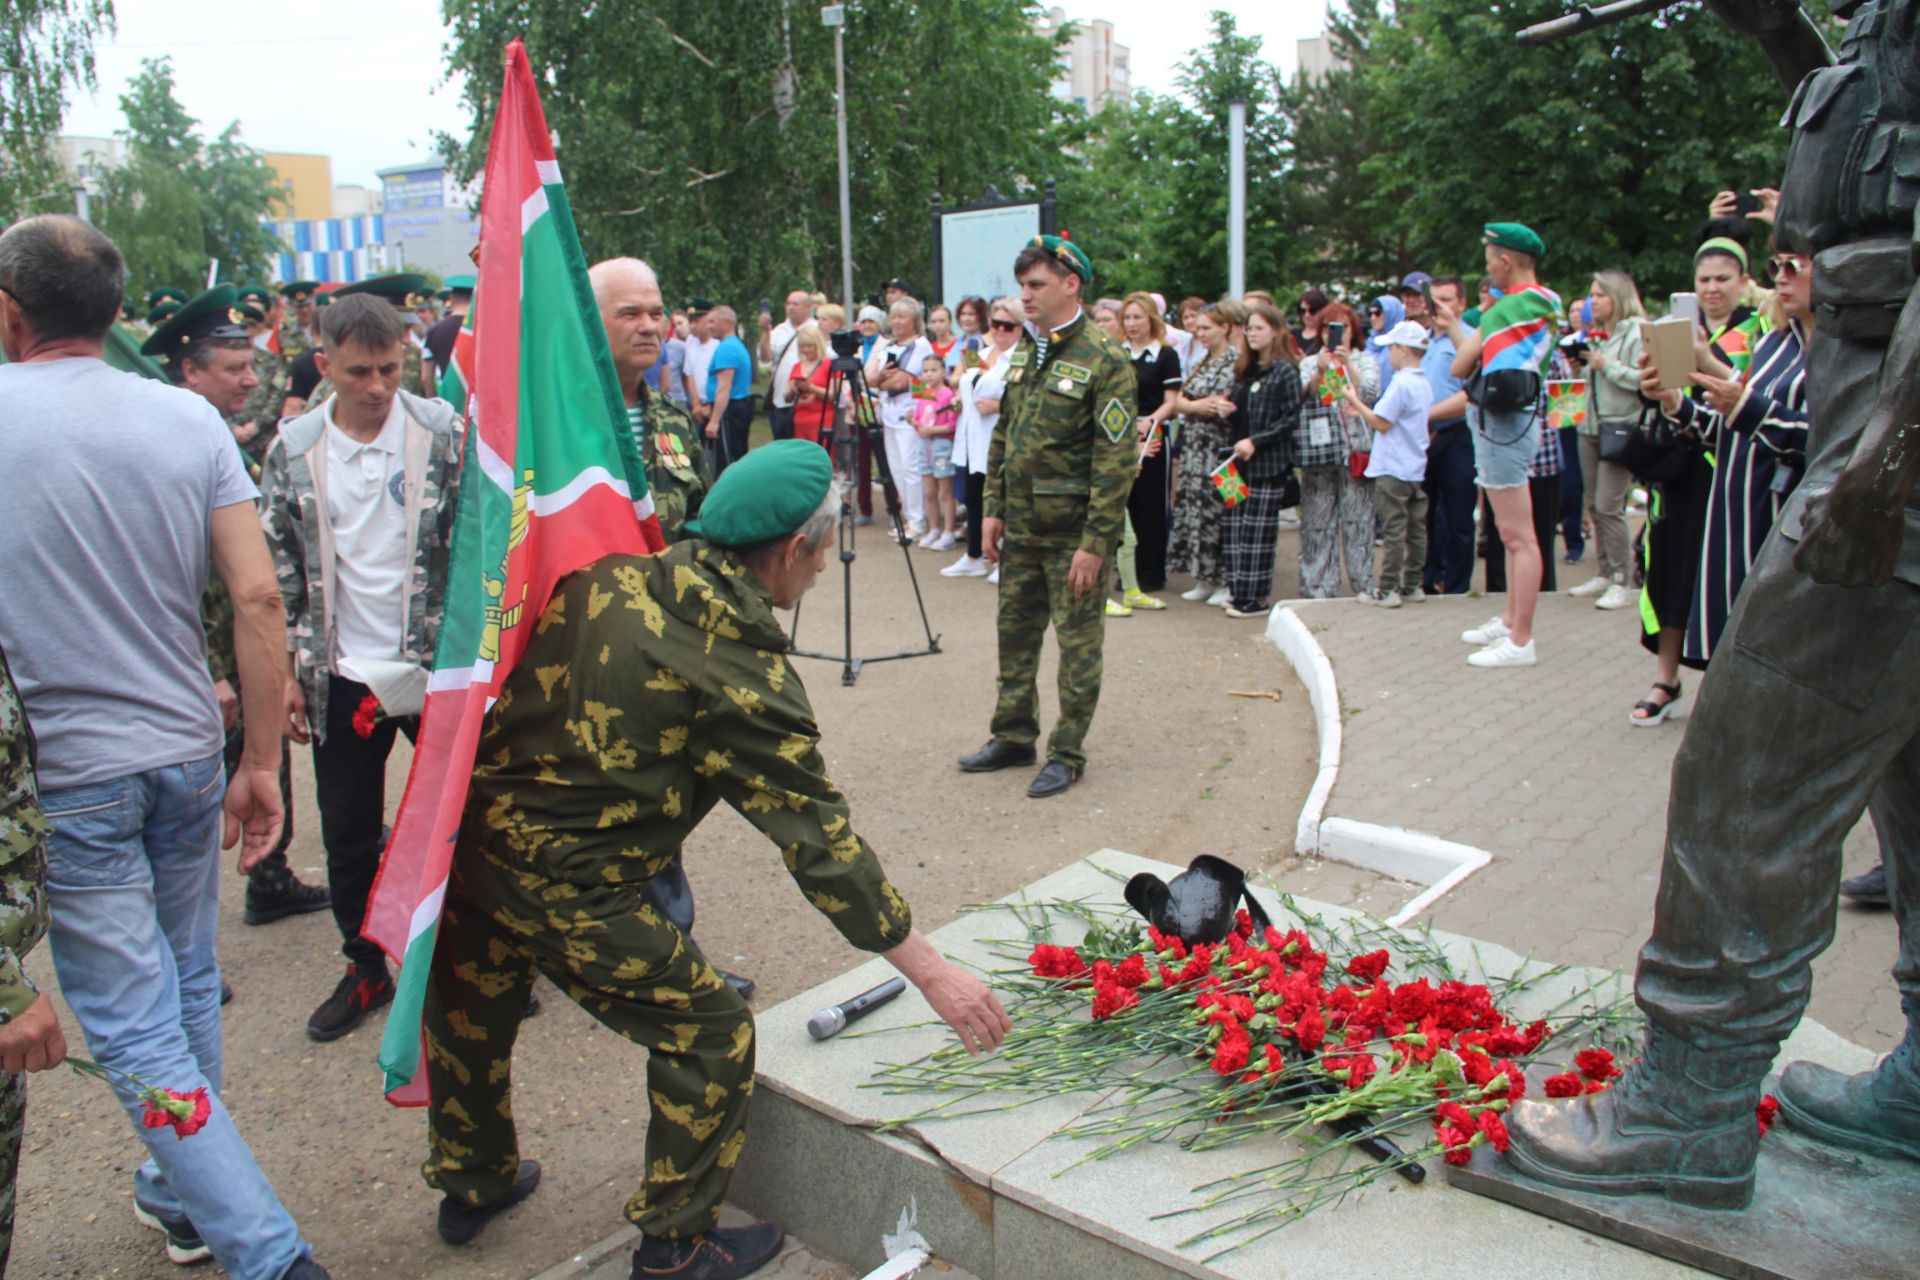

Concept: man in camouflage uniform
[[147, 287, 332, 929], [959, 236, 1138, 799], [234, 284, 291, 464], [420, 442, 1008, 1279], [0, 642, 66, 1276], [278, 281, 320, 360], [260, 292, 461, 1043]]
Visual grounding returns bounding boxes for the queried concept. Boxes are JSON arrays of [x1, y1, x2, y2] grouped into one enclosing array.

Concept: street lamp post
[[823, 4, 855, 319], [1227, 98, 1246, 298]]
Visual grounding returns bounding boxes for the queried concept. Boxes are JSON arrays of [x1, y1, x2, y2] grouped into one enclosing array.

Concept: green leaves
[[0, 0, 115, 223]]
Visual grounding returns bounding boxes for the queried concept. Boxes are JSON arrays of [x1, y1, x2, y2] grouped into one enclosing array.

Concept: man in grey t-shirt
[[0, 216, 327, 1278]]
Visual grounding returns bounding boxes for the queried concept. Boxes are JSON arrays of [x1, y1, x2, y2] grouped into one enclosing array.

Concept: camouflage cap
[[683, 439, 833, 547]]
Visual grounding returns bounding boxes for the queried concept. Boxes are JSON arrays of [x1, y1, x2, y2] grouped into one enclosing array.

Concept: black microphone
[[806, 977, 907, 1040]]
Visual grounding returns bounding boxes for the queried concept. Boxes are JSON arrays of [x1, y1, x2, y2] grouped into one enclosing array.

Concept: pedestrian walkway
[[1270, 589, 1899, 1053]]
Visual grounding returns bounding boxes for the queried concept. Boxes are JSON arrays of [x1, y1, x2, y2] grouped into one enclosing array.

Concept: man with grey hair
[[0, 215, 327, 1277], [260, 291, 463, 1045], [699, 303, 757, 476], [417, 440, 1007, 1274]]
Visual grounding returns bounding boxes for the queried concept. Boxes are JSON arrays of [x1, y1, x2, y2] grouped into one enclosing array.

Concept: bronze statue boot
[[1778, 1035, 1920, 1162], [1504, 1031, 1769, 1209]]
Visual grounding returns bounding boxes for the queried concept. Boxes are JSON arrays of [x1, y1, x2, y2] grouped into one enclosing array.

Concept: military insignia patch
[[1099, 398, 1132, 443]]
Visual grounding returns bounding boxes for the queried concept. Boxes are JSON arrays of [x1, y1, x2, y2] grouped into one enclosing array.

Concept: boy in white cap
[[1345, 319, 1434, 607]]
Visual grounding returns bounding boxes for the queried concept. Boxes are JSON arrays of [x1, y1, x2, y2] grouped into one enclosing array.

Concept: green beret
[[1028, 234, 1091, 285], [1483, 221, 1545, 259], [683, 440, 834, 547], [443, 273, 476, 293], [686, 296, 714, 315]]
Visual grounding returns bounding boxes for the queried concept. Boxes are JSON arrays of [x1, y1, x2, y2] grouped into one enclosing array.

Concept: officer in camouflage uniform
[[959, 236, 1137, 799], [278, 280, 321, 360], [0, 642, 63, 1276], [234, 284, 291, 464], [421, 442, 1008, 1278]]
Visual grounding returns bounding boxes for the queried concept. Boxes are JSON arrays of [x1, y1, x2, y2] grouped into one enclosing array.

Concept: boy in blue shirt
[[1346, 320, 1435, 607]]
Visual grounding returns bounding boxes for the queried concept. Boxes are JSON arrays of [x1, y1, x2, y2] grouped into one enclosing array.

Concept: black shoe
[[956, 739, 1036, 772], [220, 980, 234, 1007], [243, 870, 331, 926], [1842, 863, 1890, 907], [307, 965, 394, 1042], [133, 1200, 212, 1265], [281, 1259, 333, 1279], [437, 1159, 542, 1246], [718, 969, 756, 1001], [1027, 761, 1080, 798], [631, 1222, 784, 1279]]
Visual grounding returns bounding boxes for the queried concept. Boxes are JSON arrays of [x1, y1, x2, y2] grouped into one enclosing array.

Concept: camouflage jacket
[[462, 541, 913, 954], [260, 389, 462, 741], [632, 383, 707, 541], [984, 311, 1139, 558], [278, 319, 314, 362], [0, 644, 49, 1024], [233, 344, 289, 474]]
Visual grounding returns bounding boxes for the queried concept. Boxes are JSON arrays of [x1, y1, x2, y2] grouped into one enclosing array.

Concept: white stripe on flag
[[522, 186, 550, 233], [405, 879, 447, 946], [426, 659, 494, 694], [633, 492, 657, 522], [530, 466, 632, 517], [536, 159, 562, 186], [475, 435, 514, 495]]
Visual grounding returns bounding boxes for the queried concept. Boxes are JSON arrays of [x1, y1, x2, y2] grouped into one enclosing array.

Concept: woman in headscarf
[[1364, 293, 1405, 360]]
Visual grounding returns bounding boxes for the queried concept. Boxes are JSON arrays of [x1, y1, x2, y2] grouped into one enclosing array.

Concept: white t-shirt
[[0, 358, 257, 789], [683, 335, 720, 403], [866, 336, 934, 430], [952, 351, 1011, 476], [325, 399, 409, 665], [769, 319, 809, 408], [1364, 366, 1435, 484]]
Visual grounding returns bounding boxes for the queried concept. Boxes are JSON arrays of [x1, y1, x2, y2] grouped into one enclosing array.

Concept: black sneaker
[[133, 1200, 212, 1265], [437, 1159, 542, 1245], [630, 1222, 784, 1279], [244, 865, 331, 926], [306, 966, 394, 1042]]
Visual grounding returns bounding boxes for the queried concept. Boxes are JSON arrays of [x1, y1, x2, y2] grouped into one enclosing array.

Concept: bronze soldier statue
[[1506, 0, 1920, 1205]]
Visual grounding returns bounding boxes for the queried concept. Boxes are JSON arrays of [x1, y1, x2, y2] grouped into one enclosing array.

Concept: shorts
[[1468, 403, 1541, 491], [922, 435, 955, 480]]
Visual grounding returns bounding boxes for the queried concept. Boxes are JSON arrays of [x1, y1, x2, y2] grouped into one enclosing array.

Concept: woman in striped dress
[[1646, 250, 1810, 667]]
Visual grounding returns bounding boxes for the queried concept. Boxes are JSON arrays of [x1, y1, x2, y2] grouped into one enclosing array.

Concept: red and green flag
[[1545, 378, 1587, 430], [1211, 458, 1249, 508], [364, 37, 665, 1105]]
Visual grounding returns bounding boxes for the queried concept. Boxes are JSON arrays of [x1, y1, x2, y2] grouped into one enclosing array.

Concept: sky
[[60, 2, 1330, 190]]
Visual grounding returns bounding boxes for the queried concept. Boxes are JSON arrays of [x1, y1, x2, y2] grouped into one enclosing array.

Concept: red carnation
[[1292, 1006, 1327, 1052], [350, 692, 385, 739], [1574, 1047, 1620, 1082], [140, 1087, 212, 1139], [1756, 1094, 1780, 1137], [1585, 1078, 1611, 1094], [1233, 908, 1255, 940], [1436, 1100, 1476, 1133], [1091, 982, 1138, 1021], [1544, 1073, 1583, 1098], [1345, 949, 1390, 982], [1113, 953, 1149, 990], [1029, 944, 1087, 980], [1477, 1110, 1511, 1153], [1436, 1124, 1475, 1165], [1211, 1026, 1252, 1075], [1390, 978, 1435, 1022]]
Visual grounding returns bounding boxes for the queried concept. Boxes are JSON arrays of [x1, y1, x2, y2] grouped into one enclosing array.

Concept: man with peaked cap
[[142, 287, 332, 932], [278, 280, 322, 360], [424, 272, 473, 389], [419, 441, 1008, 1277], [958, 234, 1137, 799]]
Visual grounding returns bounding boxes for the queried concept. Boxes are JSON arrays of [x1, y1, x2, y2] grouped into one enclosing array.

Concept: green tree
[[1064, 11, 1297, 300], [0, 0, 116, 223], [439, 0, 1070, 313], [95, 58, 286, 300]]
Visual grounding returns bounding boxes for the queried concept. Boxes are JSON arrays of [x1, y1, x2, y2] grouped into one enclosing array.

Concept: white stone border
[[1264, 604, 1491, 925]]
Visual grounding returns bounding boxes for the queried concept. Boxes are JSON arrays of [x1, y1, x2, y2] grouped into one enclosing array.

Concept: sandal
[[1630, 680, 1684, 727]]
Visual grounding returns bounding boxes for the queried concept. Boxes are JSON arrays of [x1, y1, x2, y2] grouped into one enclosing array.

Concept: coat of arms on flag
[[1546, 379, 1588, 430], [1211, 458, 1249, 508]]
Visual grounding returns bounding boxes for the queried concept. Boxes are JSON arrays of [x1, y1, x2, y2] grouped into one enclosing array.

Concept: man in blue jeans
[[0, 216, 326, 1278], [1419, 274, 1475, 594]]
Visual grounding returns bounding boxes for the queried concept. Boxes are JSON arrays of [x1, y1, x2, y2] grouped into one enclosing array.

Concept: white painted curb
[[1265, 604, 1492, 923]]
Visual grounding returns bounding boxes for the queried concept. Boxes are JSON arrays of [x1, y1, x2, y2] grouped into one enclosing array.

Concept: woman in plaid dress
[[1164, 302, 1245, 604], [1220, 303, 1304, 617]]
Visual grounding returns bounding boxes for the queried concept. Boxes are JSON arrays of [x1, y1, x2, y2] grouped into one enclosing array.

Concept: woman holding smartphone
[[1294, 303, 1379, 599]]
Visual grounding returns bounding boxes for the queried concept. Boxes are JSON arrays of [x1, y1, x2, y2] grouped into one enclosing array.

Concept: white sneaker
[[1595, 583, 1635, 610], [1206, 587, 1232, 608], [904, 523, 927, 541], [1467, 637, 1537, 668], [1277, 510, 1301, 529], [928, 530, 957, 551], [941, 554, 990, 578], [1357, 588, 1401, 609], [1568, 575, 1613, 598], [1181, 582, 1214, 602], [987, 566, 1000, 585], [1461, 616, 1510, 646]]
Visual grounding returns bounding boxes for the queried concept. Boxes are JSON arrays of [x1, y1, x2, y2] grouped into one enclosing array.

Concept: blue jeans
[[40, 750, 309, 1280], [1422, 422, 1477, 594]]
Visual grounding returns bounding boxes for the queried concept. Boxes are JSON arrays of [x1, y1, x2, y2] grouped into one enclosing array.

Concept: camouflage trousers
[[989, 542, 1108, 772], [421, 845, 754, 1239], [0, 1068, 21, 1276]]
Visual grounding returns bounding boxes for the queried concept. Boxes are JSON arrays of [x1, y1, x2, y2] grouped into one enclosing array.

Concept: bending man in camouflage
[[960, 236, 1138, 798], [421, 441, 1009, 1280]]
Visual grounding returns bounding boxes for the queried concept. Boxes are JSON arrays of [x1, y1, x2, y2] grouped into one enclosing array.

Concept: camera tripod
[[786, 330, 940, 686]]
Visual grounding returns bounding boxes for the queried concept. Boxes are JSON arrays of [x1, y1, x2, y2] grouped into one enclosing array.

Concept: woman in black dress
[[1119, 292, 1183, 598]]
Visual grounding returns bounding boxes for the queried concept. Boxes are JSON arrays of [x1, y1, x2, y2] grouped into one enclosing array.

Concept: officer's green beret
[[683, 440, 834, 548], [141, 284, 251, 358], [236, 284, 274, 309], [280, 279, 321, 302], [1027, 234, 1091, 286], [686, 296, 714, 315], [146, 286, 188, 310], [1482, 222, 1545, 259]]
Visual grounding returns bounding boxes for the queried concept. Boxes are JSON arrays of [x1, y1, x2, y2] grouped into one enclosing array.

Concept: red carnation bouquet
[[873, 896, 1648, 1257], [67, 1057, 211, 1139], [351, 692, 386, 739]]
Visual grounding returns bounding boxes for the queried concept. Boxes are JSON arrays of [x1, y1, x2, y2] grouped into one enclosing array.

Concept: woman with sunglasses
[[1363, 293, 1405, 360], [944, 297, 1025, 581]]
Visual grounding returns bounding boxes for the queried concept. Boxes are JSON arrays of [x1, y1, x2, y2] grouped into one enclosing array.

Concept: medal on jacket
[[655, 429, 689, 470]]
